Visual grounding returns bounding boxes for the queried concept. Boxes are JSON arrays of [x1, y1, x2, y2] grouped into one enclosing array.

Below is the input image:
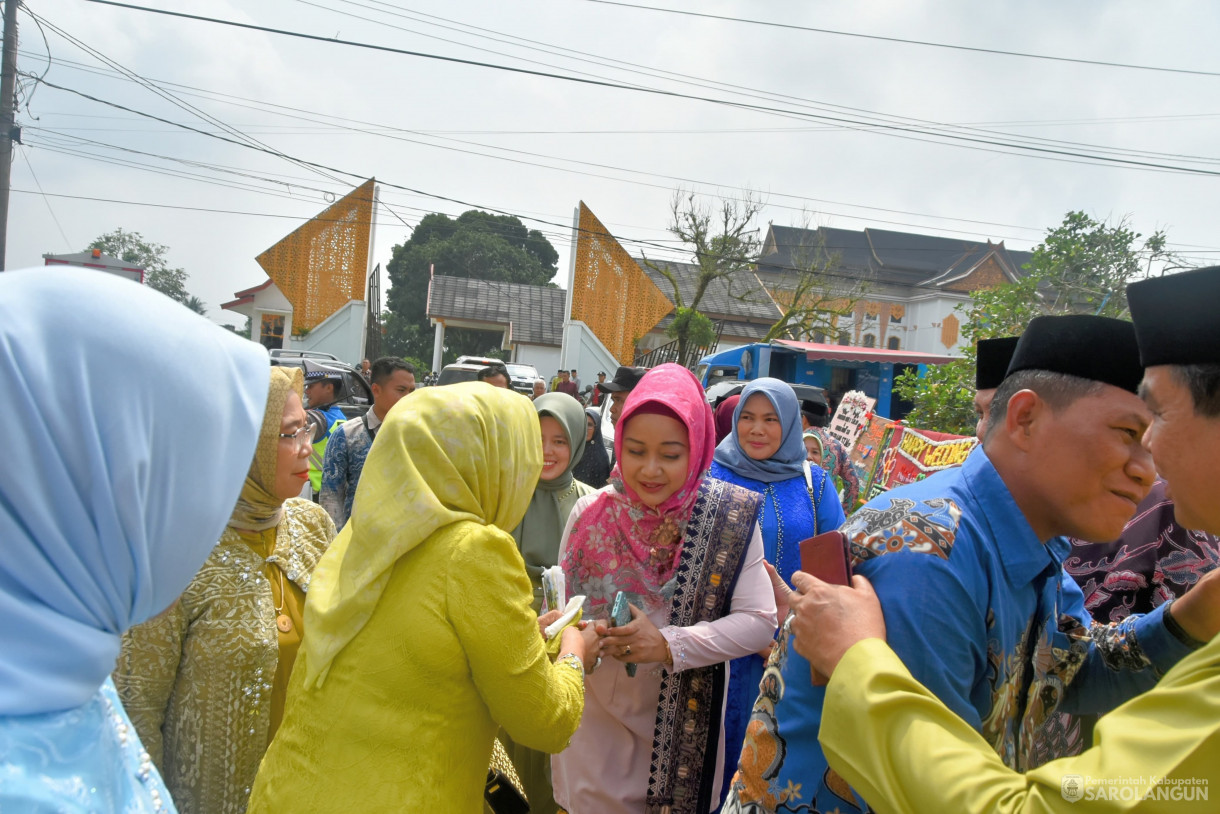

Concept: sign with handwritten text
[[826, 390, 876, 454]]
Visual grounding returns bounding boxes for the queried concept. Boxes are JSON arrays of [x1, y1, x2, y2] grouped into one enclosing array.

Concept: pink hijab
[[561, 364, 716, 614]]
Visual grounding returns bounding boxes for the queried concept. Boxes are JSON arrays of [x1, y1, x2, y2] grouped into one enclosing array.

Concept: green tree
[[88, 228, 192, 304], [893, 212, 1179, 433], [385, 210, 558, 362], [665, 307, 716, 349], [184, 295, 207, 316], [645, 190, 762, 366]]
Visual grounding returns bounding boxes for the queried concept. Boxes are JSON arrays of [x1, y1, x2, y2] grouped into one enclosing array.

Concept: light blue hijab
[[0, 268, 269, 716], [712, 377, 805, 483]]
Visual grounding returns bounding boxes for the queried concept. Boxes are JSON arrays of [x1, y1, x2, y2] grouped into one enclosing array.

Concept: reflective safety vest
[[309, 415, 346, 494]]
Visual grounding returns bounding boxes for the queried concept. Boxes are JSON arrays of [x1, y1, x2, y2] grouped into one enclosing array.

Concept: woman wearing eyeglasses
[[113, 366, 337, 814]]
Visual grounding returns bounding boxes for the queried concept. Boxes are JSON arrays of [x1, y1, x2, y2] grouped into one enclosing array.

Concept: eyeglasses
[[278, 424, 314, 452]]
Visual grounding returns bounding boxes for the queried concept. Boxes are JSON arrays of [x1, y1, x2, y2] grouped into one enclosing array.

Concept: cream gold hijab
[[228, 366, 304, 531]]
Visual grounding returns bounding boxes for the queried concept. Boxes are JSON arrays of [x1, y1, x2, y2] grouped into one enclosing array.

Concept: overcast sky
[[9, 0, 1219, 323]]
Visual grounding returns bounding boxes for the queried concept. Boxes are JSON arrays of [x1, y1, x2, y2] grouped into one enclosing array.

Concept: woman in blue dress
[[0, 268, 267, 813], [708, 377, 846, 802]]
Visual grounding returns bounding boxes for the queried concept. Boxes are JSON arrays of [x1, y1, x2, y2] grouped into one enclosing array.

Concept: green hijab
[[512, 393, 595, 610]]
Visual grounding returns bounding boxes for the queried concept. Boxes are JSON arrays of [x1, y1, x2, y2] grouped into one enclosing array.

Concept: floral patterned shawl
[[561, 364, 715, 614]]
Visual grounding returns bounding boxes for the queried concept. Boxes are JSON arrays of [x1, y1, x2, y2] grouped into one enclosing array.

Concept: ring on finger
[[624, 645, 632, 656]]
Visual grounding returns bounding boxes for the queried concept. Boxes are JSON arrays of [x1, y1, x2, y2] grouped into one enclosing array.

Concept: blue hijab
[[0, 268, 269, 716], [712, 377, 805, 483]]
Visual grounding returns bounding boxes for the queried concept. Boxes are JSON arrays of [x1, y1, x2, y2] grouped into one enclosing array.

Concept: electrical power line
[[578, 0, 1220, 78], [17, 145, 73, 248], [28, 50, 1220, 255], [19, 11, 1215, 280], [21, 52, 1220, 261], [27, 9, 348, 189], [77, 0, 1220, 178]]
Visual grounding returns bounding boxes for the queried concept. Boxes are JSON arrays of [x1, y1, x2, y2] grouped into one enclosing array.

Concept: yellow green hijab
[[229, 366, 303, 531], [302, 382, 542, 688]]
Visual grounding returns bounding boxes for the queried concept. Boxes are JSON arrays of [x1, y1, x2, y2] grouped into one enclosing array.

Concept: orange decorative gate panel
[[570, 201, 672, 364], [256, 179, 376, 332]]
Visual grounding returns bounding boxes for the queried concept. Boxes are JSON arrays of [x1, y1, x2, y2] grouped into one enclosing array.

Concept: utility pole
[[0, 0, 20, 270]]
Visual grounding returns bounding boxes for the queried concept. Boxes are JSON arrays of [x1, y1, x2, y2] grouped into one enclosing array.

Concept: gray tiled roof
[[427, 275, 566, 346], [638, 258, 781, 322], [654, 314, 773, 341], [757, 225, 1033, 289]]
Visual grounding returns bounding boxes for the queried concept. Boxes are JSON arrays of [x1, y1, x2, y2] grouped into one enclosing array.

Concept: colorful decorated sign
[[861, 424, 978, 501], [848, 414, 894, 492], [826, 390, 876, 454]]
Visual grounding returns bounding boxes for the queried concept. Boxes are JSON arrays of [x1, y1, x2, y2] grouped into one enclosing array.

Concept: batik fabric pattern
[[708, 460, 845, 803], [1048, 479, 1220, 757], [646, 478, 762, 814], [722, 446, 1196, 814], [113, 499, 332, 814], [821, 637, 1220, 814], [319, 413, 377, 529], [1067, 479, 1220, 623]]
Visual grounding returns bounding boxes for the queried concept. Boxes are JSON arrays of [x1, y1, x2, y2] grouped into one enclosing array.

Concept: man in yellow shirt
[[786, 265, 1220, 813]]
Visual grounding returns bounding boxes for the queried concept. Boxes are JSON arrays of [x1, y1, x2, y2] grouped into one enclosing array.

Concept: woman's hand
[[788, 572, 885, 684], [758, 561, 791, 659], [558, 623, 599, 674], [576, 623, 601, 672], [599, 603, 669, 666], [537, 609, 563, 639]]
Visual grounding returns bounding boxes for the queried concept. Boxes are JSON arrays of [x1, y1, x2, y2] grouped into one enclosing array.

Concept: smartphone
[[799, 530, 851, 586], [611, 591, 641, 677], [797, 531, 851, 687]]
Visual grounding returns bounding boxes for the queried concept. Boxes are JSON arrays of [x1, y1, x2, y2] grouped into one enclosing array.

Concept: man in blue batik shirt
[[320, 357, 416, 528], [723, 315, 1204, 814]]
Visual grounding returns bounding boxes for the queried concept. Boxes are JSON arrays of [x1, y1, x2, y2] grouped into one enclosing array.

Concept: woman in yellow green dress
[[113, 366, 336, 814], [247, 382, 598, 813]]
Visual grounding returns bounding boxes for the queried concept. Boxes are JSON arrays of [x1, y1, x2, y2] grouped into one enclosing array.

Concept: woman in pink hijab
[[554, 364, 776, 814]]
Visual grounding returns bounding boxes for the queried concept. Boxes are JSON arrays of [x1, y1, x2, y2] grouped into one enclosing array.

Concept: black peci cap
[[975, 336, 1020, 390], [1006, 315, 1143, 394], [596, 365, 647, 393], [1127, 266, 1220, 367]]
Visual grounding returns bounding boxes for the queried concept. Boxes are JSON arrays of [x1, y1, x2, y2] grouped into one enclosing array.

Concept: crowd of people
[[1, 262, 1217, 814]]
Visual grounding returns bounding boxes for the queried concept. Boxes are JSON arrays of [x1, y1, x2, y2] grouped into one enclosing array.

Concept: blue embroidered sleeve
[[856, 549, 989, 730], [1058, 576, 1196, 715], [319, 424, 349, 528]]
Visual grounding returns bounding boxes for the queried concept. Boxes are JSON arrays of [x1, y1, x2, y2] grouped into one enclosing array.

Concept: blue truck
[[695, 339, 957, 420]]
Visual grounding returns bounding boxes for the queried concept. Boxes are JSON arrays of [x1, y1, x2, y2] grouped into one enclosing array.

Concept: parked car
[[440, 357, 536, 395], [436, 362, 486, 387], [270, 356, 373, 420], [454, 355, 503, 367], [505, 363, 540, 396], [270, 349, 342, 364]]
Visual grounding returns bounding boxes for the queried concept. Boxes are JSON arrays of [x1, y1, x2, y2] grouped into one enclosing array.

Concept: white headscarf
[[0, 267, 269, 715]]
